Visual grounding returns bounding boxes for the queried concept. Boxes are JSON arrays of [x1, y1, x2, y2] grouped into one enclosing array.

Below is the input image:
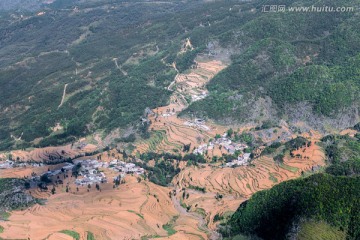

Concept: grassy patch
[[180, 199, 187, 209], [0, 225, 4, 233], [146, 131, 165, 152], [222, 211, 234, 219], [246, 183, 251, 189], [127, 210, 144, 219], [140, 235, 161, 240], [279, 163, 299, 173], [297, 221, 346, 240], [87, 231, 96, 240], [163, 224, 176, 236], [195, 208, 206, 218], [0, 212, 10, 221], [188, 184, 206, 193], [59, 230, 80, 240], [268, 173, 278, 183], [162, 216, 179, 236]]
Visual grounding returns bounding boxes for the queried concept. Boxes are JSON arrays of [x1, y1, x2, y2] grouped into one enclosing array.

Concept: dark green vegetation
[[260, 142, 282, 156], [285, 137, 310, 151], [1, 0, 359, 150], [182, 0, 360, 129], [86, 231, 96, 240], [0, 179, 37, 236], [260, 136, 309, 162], [59, 230, 80, 240], [162, 216, 178, 236], [127, 210, 144, 219], [139, 152, 181, 186], [138, 151, 206, 186], [224, 133, 360, 240], [0, 0, 175, 150], [224, 174, 360, 240], [354, 123, 360, 132], [188, 185, 206, 193], [0, 0, 213, 150], [0, 212, 10, 221], [322, 134, 360, 176], [0, 0, 43, 11], [0, 178, 37, 212]]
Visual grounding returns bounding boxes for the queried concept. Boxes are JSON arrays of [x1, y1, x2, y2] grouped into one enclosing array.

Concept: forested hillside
[[0, 0, 97, 12], [182, 0, 360, 131], [224, 174, 360, 240], [0, 0, 359, 150], [0, 0, 212, 150], [223, 131, 360, 240], [0, 0, 42, 11]]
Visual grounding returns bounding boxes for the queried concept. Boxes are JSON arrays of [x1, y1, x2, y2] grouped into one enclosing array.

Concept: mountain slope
[[0, 0, 199, 150], [0, 0, 359, 151], [0, 0, 43, 11], [224, 173, 360, 240], [223, 131, 360, 240], [182, 0, 360, 132]]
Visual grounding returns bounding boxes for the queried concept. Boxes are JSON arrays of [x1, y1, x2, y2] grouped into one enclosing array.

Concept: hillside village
[[0, 157, 145, 187], [193, 133, 252, 167], [73, 159, 144, 186]]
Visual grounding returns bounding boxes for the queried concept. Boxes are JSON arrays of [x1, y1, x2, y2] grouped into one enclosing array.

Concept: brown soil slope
[[0, 177, 179, 240], [172, 141, 325, 229]]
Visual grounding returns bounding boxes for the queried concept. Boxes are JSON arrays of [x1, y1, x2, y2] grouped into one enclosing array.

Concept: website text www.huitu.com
[[262, 5, 356, 13]]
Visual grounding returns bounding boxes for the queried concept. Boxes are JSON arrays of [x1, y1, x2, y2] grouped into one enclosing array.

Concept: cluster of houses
[[0, 160, 44, 169], [214, 134, 248, 155], [0, 155, 146, 187], [193, 143, 212, 155], [75, 171, 106, 186], [72, 160, 107, 186], [108, 159, 145, 175], [193, 133, 252, 167], [225, 153, 251, 167], [193, 134, 248, 155], [184, 118, 210, 131], [11, 158, 146, 188], [27, 162, 75, 185], [72, 159, 145, 186]]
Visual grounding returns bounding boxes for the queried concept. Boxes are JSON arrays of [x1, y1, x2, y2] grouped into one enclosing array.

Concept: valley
[[0, 137, 327, 240], [0, 0, 360, 239], [0, 56, 332, 240]]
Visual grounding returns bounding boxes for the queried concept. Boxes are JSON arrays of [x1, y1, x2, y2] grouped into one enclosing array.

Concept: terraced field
[[172, 141, 326, 229], [136, 130, 184, 153], [136, 57, 227, 154], [0, 176, 206, 240], [7, 143, 98, 162]]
